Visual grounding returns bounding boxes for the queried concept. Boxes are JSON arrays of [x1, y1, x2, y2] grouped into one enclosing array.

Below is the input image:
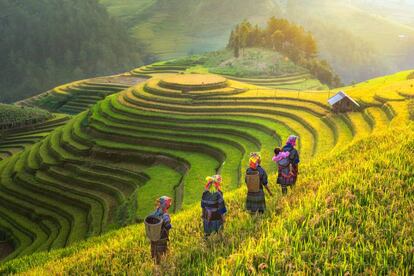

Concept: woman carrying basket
[[149, 196, 172, 263], [201, 175, 227, 237], [245, 153, 273, 214]]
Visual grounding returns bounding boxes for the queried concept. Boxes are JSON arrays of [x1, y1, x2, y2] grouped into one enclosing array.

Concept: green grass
[[181, 48, 307, 77], [0, 67, 412, 271], [131, 48, 327, 91], [0, 104, 51, 130], [1, 123, 413, 274], [0, 114, 70, 162], [136, 165, 182, 218], [31, 80, 130, 115]]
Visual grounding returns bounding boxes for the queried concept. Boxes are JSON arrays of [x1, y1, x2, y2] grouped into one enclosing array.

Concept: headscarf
[[205, 175, 222, 191], [249, 152, 261, 170], [156, 196, 172, 213], [286, 135, 298, 147]]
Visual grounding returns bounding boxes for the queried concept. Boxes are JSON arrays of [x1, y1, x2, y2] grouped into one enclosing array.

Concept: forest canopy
[[0, 0, 150, 103], [227, 17, 341, 88]]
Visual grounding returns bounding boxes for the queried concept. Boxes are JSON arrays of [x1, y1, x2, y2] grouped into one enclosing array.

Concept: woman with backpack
[[276, 135, 300, 194], [149, 196, 172, 263], [245, 153, 273, 214], [201, 175, 227, 237]]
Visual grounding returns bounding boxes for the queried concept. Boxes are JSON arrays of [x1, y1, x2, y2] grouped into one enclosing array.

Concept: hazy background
[[101, 0, 414, 83], [1, 0, 413, 102]]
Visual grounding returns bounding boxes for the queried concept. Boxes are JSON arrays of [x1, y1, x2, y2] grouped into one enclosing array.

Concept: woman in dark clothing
[[150, 196, 172, 264], [246, 153, 273, 213], [277, 135, 300, 194], [201, 175, 227, 237]]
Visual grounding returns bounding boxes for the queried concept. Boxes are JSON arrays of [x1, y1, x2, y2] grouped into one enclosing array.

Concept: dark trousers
[[151, 239, 168, 264]]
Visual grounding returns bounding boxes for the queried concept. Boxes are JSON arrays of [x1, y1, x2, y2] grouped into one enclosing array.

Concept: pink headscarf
[[156, 196, 172, 212], [286, 135, 298, 147]]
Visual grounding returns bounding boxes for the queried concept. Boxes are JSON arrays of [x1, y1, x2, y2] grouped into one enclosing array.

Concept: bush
[[0, 104, 51, 129]]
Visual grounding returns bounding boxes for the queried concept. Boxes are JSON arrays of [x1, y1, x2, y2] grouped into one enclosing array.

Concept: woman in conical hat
[[245, 153, 273, 214], [201, 175, 227, 237], [149, 196, 172, 263]]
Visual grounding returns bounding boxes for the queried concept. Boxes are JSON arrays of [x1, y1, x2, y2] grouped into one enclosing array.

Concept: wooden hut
[[328, 91, 360, 113]]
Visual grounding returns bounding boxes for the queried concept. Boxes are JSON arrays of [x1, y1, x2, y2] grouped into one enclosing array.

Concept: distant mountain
[[284, 0, 414, 83], [100, 0, 282, 58], [101, 0, 414, 83], [0, 0, 149, 103], [347, 0, 414, 26]]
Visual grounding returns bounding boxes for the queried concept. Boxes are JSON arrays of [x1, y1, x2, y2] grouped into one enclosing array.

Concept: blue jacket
[[283, 144, 300, 165]]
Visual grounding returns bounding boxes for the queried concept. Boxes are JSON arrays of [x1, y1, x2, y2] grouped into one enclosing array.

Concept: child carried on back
[[273, 147, 295, 194], [272, 147, 290, 164]]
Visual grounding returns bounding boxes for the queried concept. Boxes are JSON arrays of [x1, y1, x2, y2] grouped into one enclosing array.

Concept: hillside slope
[[0, 68, 412, 268], [100, 0, 281, 58], [348, 0, 414, 26], [1, 100, 412, 274], [19, 74, 147, 115], [285, 0, 414, 83], [0, 0, 149, 103], [100, 0, 414, 83], [132, 49, 328, 91], [0, 104, 70, 162]]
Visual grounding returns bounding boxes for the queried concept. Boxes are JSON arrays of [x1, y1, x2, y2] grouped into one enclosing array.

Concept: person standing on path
[[245, 153, 273, 214], [201, 175, 227, 237], [149, 196, 172, 264], [277, 135, 300, 194]]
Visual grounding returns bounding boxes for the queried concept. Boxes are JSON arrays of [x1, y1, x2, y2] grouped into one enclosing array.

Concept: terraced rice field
[[2, 69, 412, 266], [0, 114, 70, 162], [223, 73, 327, 90], [131, 61, 327, 91], [0, 104, 51, 131], [0, 69, 412, 274], [131, 62, 192, 78], [20, 75, 147, 115]]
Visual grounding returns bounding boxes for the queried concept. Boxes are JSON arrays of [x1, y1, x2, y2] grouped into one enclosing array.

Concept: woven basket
[[246, 171, 260, 192], [144, 216, 163, 241]]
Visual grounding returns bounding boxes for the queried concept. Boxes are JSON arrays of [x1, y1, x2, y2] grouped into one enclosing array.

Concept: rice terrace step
[[0, 2, 413, 274]]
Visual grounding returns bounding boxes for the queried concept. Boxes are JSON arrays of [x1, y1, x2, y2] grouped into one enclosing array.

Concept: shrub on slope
[[2, 124, 413, 274], [180, 48, 308, 78], [0, 104, 51, 129], [227, 18, 342, 88]]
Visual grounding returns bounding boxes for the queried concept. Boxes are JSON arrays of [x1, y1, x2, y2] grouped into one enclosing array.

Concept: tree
[[239, 20, 252, 55], [0, 0, 149, 103], [227, 30, 236, 49], [271, 30, 284, 51], [302, 33, 318, 58], [247, 25, 262, 47], [233, 31, 241, 58], [226, 17, 341, 88]]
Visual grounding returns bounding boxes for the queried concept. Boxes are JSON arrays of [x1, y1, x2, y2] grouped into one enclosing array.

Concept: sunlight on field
[[2, 0, 414, 273], [161, 74, 227, 87], [0, 68, 413, 274]]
